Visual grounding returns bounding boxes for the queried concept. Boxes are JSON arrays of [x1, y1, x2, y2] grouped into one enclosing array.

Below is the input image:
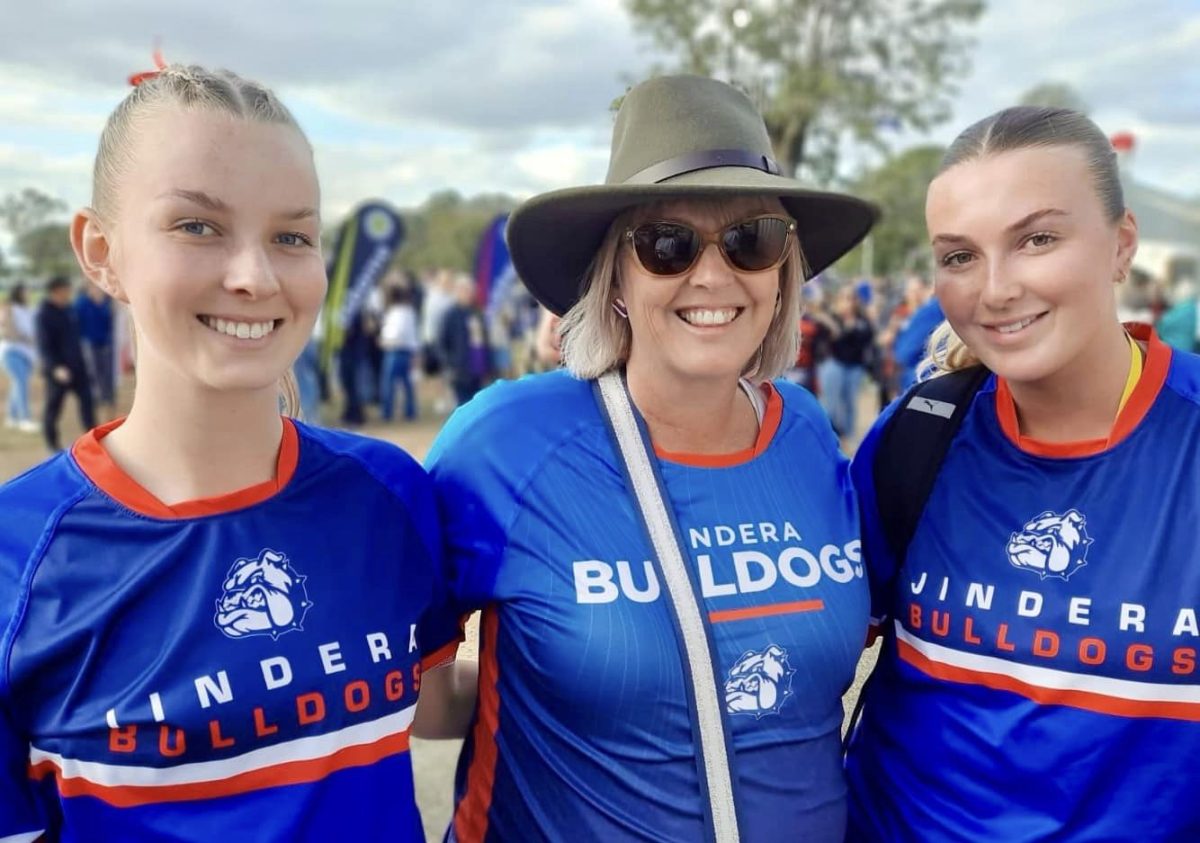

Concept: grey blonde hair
[[93, 64, 312, 416], [559, 198, 805, 383], [921, 105, 1126, 378]]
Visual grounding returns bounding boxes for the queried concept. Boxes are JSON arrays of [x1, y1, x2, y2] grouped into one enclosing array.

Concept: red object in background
[[128, 45, 166, 87], [1111, 132, 1136, 153]]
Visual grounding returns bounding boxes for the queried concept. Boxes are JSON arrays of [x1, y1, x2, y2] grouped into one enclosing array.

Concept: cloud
[[1, 0, 650, 134]]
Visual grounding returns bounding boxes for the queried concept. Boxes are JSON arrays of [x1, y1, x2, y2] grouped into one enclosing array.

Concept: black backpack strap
[[844, 365, 990, 751], [872, 365, 992, 566]]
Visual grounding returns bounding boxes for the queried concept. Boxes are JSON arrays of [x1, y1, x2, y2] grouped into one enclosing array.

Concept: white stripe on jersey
[[896, 622, 1200, 704], [29, 703, 416, 789]]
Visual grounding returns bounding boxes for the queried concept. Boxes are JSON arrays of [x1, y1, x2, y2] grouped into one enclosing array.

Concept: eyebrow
[[159, 189, 230, 212], [930, 208, 1070, 247], [159, 189, 317, 222]]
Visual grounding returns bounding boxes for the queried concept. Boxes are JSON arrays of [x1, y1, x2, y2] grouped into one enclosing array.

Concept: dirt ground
[[0, 376, 879, 841]]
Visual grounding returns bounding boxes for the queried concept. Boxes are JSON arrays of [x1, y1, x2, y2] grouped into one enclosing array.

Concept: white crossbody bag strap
[[596, 371, 740, 843]]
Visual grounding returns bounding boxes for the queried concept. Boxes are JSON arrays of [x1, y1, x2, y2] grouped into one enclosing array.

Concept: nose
[[224, 243, 282, 300], [978, 256, 1021, 310], [688, 241, 734, 289]]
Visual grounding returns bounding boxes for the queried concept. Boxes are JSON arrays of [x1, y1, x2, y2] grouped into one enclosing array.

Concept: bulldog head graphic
[[725, 644, 795, 718], [214, 549, 311, 639], [1007, 510, 1092, 581]]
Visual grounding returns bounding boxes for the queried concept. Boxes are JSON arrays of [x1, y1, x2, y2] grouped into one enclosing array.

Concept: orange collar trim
[[71, 417, 300, 519], [654, 382, 782, 468], [994, 323, 1169, 458]]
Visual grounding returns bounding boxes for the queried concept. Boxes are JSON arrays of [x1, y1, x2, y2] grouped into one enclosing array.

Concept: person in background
[[75, 280, 116, 418], [889, 276, 945, 392], [379, 284, 421, 421], [816, 285, 875, 438], [0, 283, 39, 433], [1155, 278, 1198, 352], [36, 275, 95, 452], [437, 275, 490, 407], [419, 269, 456, 413]]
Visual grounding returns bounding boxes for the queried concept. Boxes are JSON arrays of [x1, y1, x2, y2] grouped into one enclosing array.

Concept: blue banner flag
[[320, 201, 405, 371], [474, 213, 514, 324]]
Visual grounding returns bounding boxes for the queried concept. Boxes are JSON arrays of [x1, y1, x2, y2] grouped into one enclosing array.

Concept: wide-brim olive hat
[[507, 74, 880, 315]]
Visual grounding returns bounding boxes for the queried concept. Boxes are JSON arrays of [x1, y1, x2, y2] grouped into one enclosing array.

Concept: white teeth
[[201, 316, 276, 339], [680, 308, 738, 326], [996, 315, 1039, 334]]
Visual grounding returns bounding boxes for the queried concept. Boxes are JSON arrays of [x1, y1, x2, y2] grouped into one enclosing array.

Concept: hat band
[[623, 148, 781, 185]]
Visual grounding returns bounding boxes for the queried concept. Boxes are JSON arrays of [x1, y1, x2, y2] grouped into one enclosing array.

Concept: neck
[[1008, 322, 1133, 442], [104, 362, 285, 505], [624, 355, 757, 455]]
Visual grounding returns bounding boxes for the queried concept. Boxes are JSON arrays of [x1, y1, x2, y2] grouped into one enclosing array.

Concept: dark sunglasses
[[624, 215, 796, 277]]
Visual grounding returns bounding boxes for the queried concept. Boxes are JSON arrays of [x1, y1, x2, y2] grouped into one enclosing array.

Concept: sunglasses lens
[[631, 223, 700, 275], [723, 217, 791, 272]]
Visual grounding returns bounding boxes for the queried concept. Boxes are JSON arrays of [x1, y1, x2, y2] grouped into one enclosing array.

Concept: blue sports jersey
[[426, 370, 869, 842], [0, 418, 458, 842], [846, 327, 1200, 841]]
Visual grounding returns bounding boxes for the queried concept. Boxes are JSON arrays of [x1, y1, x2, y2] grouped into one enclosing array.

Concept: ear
[[1114, 208, 1139, 283], [70, 208, 127, 303]]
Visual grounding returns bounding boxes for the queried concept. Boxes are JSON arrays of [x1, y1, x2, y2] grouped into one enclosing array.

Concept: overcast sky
[[1, 0, 1197, 233]]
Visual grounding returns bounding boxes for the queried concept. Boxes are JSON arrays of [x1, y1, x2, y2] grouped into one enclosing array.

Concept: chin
[[977, 348, 1063, 386]]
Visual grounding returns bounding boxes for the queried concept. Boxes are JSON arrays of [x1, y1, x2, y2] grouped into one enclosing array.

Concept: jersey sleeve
[[850, 399, 903, 629], [425, 398, 528, 615]]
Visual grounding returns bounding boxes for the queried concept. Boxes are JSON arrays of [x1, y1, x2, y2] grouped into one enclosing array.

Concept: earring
[[612, 299, 629, 319]]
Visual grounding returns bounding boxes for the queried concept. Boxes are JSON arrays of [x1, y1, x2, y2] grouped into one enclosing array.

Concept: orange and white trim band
[[896, 622, 1200, 721], [28, 704, 416, 807]]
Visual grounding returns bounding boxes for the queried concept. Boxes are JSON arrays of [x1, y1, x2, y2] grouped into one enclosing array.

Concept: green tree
[[16, 223, 76, 278], [394, 190, 518, 273], [1018, 81, 1089, 113], [623, 0, 985, 183], [0, 187, 67, 240]]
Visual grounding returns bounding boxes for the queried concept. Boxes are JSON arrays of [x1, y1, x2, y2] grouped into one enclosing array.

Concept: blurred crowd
[[3, 261, 1198, 450]]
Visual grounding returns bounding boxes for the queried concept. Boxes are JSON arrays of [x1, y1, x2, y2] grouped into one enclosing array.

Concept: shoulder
[[0, 455, 90, 622], [772, 379, 842, 458], [428, 370, 597, 466], [294, 420, 431, 502], [1164, 346, 1200, 408]]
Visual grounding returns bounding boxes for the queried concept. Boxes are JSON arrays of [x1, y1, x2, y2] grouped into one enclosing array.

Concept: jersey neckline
[[71, 416, 300, 518], [993, 323, 1169, 458], [654, 381, 782, 468]]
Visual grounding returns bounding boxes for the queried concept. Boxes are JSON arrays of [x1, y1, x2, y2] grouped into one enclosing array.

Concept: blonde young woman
[[427, 75, 878, 842], [846, 106, 1200, 840], [0, 66, 466, 842]]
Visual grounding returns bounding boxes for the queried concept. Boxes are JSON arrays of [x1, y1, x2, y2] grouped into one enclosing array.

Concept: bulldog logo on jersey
[[214, 549, 312, 639], [1006, 510, 1093, 581], [725, 644, 795, 718]]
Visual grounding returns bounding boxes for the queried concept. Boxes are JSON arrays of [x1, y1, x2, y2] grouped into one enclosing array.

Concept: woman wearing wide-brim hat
[[425, 75, 878, 842]]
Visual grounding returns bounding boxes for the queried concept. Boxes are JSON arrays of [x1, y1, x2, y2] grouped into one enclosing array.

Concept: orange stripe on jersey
[[453, 607, 502, 843], [897, 637, 1200, 722], [655, 382, 782, 468], [421, 641, 460, 674], [71, 417, 300, 518], [709, 599, 825, 624], [994, 324, 1169, 459], [29, 727, 410, 807]]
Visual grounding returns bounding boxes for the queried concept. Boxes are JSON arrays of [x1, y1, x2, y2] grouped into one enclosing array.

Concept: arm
[[413, 658, 479, 739]]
